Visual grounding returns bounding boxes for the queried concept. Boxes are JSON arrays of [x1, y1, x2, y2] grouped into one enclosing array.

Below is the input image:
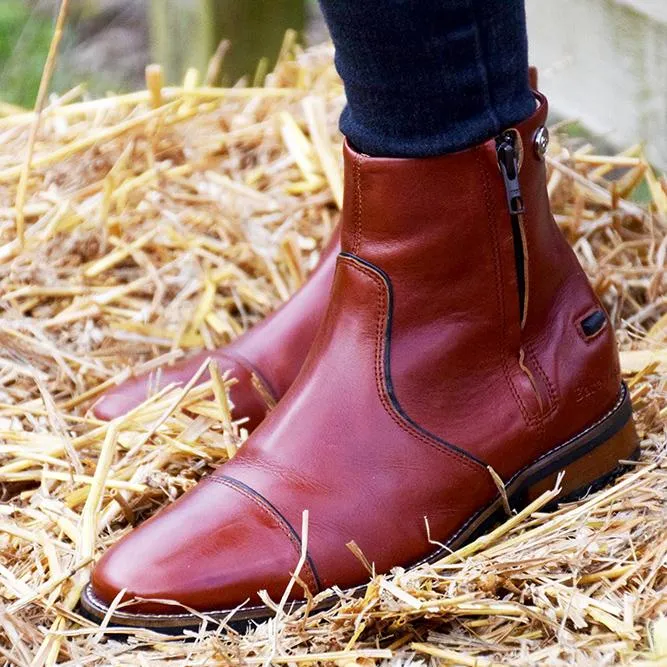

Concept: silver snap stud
[[534, 126, 549, 159]]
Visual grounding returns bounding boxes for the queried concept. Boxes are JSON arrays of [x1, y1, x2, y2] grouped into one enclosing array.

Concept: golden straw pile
[[0, 39, 665, 666]]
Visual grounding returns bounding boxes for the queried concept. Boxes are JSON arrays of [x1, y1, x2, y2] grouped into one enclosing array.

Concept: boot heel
[[521, 390, 640, 504]]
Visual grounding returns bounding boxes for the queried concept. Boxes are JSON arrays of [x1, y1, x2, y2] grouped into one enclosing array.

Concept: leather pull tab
[[529, 66, 539, 91]]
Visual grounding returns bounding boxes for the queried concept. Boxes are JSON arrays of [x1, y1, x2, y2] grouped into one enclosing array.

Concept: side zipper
[[497, 132, 545, 419], [496, 132, 528, 327]]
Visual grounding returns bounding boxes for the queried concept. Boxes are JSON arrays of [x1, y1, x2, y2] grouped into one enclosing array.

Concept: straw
[[0, 41, 665, 666]]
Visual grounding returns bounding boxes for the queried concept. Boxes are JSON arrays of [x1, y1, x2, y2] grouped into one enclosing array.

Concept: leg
[[320, 0, 535, 157]]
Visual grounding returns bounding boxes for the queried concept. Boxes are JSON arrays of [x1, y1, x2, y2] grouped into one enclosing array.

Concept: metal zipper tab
[[496, 133, 525, 216]]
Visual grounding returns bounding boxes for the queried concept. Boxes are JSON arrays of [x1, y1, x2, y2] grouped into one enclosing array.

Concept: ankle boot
[[82, 93, 638, 630], [92, 227, 341, 429]]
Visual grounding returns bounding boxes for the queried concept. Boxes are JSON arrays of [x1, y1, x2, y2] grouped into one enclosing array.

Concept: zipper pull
[[496, 134, 525, 216]]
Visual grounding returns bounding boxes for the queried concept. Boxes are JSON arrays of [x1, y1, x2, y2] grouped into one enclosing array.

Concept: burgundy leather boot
[[83, 93, 638, 630], [92, 228, 341, 430]]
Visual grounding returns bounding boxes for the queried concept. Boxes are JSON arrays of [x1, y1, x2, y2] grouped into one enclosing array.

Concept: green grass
[[0, 1, 62, 108]]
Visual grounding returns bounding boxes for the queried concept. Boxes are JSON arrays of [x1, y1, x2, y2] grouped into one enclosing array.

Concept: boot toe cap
[[90, 475, 316, 615]]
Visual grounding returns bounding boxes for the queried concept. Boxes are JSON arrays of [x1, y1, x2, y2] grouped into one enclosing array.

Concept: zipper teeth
[[496, 132, 527, 326]]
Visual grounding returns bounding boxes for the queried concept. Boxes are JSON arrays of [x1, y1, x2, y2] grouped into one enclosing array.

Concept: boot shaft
[[338, 93, 622, 476]]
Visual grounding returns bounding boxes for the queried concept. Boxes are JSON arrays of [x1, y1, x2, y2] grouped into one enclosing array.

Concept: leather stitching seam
[[221, 350, 280, 404], [340, 255, 486, 476], [475, 149, 535, 426], [425, 384, 627, 553], [524, 343, 558, 421], [505, 386, 626, 484], [353, 153, 363, 255], [203, 475, 319, 593]]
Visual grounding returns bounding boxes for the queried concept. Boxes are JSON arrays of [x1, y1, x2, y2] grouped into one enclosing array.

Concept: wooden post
[[149, 0, 305, 85]]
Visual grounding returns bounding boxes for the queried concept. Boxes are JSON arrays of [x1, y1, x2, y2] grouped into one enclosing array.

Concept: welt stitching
[[85, 389, 626, 624], [506, 386, 626, 485], [475, 149, 532, 425], [340, 256, 486, 476], [204, 475, 318, 593], [439, 385, 627, 554], [85, 585, 268, 621]]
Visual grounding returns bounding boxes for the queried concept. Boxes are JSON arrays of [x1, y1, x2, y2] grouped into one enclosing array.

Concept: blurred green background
[[0, 0, 320, 108], [0, 0, 66, 107]]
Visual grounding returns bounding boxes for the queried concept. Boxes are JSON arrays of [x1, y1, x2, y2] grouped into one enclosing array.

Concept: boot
[[82, 93, 638, 630], [92, 228, 341, 430]]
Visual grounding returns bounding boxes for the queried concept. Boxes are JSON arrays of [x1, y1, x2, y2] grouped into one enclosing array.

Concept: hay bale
[[0, 40, 665, 666]]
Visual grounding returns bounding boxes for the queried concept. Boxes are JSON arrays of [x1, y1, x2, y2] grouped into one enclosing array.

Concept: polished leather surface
[[92, 475, 318, 613], [341, 95, 620, 479], [92, 227, 341, 430], [91, 94, 623, 614]]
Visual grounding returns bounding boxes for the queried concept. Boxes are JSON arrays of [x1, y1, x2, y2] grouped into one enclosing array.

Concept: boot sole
[[79, 383, 639, 633]]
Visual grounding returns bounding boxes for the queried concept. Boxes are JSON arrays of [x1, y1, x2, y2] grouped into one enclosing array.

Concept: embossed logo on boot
[[575, 380, 603, 404]]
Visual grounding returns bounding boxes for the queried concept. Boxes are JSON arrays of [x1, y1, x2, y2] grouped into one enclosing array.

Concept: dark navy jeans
[[318, 0, 535, 158]]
